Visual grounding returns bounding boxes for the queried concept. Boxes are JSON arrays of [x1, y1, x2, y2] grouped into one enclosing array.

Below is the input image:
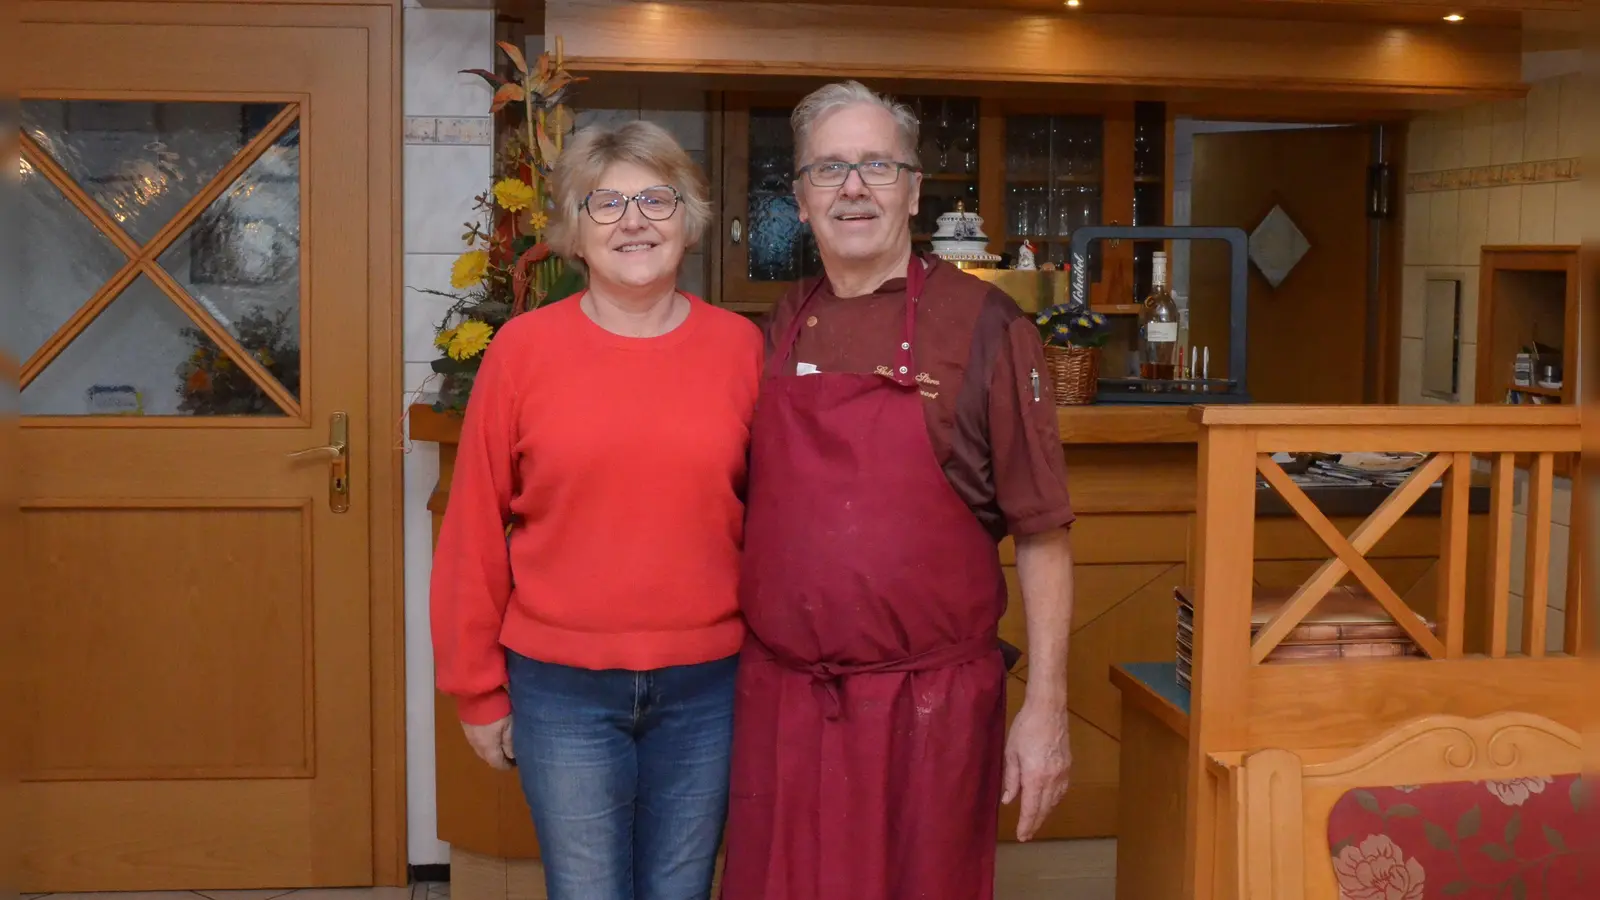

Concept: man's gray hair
[[790, 80, 920, 172]]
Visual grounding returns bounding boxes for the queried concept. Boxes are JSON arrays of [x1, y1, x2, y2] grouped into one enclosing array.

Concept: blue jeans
[[506, 650, 738, 900]]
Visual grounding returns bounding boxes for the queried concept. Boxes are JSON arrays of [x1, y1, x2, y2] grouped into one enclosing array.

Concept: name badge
[[796, 362, 820, 376]]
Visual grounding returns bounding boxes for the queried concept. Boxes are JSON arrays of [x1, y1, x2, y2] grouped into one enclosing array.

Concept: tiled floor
[[23, 886, 445, 900], [23, 843, 1113, 900]]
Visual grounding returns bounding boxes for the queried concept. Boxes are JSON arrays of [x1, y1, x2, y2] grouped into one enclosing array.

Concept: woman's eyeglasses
[[583, 186, 682, 224]]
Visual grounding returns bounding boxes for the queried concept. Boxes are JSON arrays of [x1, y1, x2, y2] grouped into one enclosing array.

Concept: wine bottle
[[1138, 251, 1180, 383]]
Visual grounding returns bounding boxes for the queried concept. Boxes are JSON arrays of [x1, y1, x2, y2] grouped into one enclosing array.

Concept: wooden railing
[[1182, 405, 1585, 900]]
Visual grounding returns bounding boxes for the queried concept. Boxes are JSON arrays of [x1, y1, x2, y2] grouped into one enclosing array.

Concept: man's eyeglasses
[[796, 160, 919, 188], [582, 185, 682, 225]]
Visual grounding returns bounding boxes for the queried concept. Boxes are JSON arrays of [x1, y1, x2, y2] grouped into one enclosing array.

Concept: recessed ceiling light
[[1065, 0, 1081, 7], [1443, 13, 1464, 21]]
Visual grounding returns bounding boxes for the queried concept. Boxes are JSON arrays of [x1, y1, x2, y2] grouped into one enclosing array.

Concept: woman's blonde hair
[[546, 120, 712, 265]]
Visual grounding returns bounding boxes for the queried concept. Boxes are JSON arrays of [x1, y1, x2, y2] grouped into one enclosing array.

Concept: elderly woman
[[430, 120, 763, 900]]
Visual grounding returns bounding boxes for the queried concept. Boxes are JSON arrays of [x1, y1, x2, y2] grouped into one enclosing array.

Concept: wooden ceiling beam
[[544, 0, 1524, 101]]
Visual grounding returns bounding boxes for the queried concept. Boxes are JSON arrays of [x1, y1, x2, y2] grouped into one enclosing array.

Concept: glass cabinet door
[[717, 93, 982, 312], [1002, 113, 1105, 280]]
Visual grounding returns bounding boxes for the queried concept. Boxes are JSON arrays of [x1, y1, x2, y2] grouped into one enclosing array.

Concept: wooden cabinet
[[711, 92, 1170, 315], [1474, 245, 1579, 407]]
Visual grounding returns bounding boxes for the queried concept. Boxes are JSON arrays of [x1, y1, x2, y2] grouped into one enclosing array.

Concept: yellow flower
[[451, 250, 490, 289], [527, 211, 550, 233], [434, 326, 456, 350], [447, 320, 494, 360], [493, 178, 536, 212]]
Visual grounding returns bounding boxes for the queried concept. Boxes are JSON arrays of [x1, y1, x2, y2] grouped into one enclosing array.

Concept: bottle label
[[1146, 322, 1178, 343]]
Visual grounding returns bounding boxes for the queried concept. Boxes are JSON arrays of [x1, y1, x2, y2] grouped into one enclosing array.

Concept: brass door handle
[[287, 442, 345, 461], [288, 412, 350, 513]]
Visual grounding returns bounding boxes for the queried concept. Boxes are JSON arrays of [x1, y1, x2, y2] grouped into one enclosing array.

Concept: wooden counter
[[409, 401, 1495, 860]]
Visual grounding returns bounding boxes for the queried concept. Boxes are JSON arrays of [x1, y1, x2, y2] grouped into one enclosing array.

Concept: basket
[[1044, 344, 1100, 405]]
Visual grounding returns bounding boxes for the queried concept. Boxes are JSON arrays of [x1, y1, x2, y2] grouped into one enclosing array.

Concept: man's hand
[[462, 715, 516, 770], [1001, 697, 1072, 842]]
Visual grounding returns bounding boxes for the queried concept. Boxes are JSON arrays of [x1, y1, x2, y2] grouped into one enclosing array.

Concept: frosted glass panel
[[158, 123, 301, 401], [21, 275, 286, 417], [21, 101, 284, 246], [15, 158, 128, 362]]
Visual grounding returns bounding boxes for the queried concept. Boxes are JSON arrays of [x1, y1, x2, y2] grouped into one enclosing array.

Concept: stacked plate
[[1174, 585, 1434, 691]]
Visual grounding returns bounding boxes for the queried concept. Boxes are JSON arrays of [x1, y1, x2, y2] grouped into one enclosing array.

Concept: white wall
[[1396, 64, 1582, 655], [402, 1, 495, 867]]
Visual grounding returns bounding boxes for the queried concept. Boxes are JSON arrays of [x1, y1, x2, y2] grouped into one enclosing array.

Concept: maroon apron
[[720, 257, 1009, 900]]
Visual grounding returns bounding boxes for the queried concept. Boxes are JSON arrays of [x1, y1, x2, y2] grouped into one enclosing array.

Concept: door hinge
[[1367, 162, 1393, 220]]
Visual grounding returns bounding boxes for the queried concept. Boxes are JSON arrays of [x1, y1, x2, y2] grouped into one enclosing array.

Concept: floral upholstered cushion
[[1326, 775, 1593, 899]]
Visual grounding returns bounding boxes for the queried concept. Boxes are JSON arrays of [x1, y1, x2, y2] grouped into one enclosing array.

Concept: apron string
[[748, 631, 998, 722]]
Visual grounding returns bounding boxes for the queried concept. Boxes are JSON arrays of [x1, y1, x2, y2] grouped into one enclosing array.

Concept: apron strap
[[772, 254, 927, 387]]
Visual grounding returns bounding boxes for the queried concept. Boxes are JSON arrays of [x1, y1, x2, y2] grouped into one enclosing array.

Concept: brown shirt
[[763, 255, 1074, 540]]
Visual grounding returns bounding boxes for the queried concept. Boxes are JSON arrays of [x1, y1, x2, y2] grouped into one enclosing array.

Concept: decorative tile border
[[405, 115, 493, 146], [1406, 158, 1580, 193]]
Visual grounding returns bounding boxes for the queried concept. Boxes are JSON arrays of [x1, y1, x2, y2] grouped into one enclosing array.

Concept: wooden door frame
[[17, 0, 409, 885]]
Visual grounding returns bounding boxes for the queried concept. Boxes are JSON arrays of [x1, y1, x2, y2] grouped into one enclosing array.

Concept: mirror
[[1421, 276, 1462, 400]]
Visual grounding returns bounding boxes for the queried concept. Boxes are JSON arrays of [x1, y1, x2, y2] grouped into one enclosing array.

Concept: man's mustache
[[826, 204, 882, 218]]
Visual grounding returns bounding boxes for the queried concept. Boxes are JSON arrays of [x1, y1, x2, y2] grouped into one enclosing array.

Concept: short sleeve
[[987, 315, 1075, 536]]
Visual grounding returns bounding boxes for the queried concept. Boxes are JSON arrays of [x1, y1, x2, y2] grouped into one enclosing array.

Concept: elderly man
[[719, 81, 1077, 900]]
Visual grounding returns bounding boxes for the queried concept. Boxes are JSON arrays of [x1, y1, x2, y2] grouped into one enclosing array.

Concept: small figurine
[[1017, 240, 1037, 270]]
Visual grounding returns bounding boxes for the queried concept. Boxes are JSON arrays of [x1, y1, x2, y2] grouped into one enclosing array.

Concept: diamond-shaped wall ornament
[[1248, 204, 1310, 289]]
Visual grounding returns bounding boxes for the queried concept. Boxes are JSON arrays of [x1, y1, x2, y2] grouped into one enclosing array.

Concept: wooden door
[[17, 4, 395, 890], [1187, 126, 1374, 403]]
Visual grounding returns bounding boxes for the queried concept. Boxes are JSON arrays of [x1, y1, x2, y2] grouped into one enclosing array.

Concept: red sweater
[[429, 295, 764, 724]]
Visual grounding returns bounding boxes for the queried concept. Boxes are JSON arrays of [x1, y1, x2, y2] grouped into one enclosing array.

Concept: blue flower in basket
[[1035, 304, 1110, 349]]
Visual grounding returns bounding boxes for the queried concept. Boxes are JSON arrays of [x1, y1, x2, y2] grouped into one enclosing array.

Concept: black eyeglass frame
[[581, 185, 684, 224], [794, 160, 921, 188]]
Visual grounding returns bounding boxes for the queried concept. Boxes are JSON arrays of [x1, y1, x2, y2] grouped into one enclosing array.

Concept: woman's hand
[[462, 715, 516, 770]]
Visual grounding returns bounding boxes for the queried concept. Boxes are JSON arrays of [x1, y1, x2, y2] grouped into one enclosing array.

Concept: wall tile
[[403, 254, 461, 363], [1523, 78, 1561, 162], [1484, 185, 1522, 246], [403, 7, 493, 117], [1400, 265, 1426, 339], [403, 361, 439, 409], [1553, 180, 1582, 246], [1547, 521, 1571, 610], [1505, 590, 1524, 653], [1426, 189, 1459, 267], [1398, 337, 1423, 403], [1406, 117, 1435, 174], [1551, 478, 1573, 527], [1454, 187, 1489, 266], [1457, 267, 1480, 347], [1518, 182, 1557, 245], [1457, 340, 1477, 401], [1432, 109, 1466, 172], [1489, 98, 1526, 166], [1506, 513, 1571, 611], [404, 143, 492, 255], [401, 433, 448, 864], [1513, 473, 1575, 526], [1460, 103, 1494, 169], [1557, 73, 1584, 159], [1547, 606, 1566, 654], [1403, 191, 1431, 265]]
